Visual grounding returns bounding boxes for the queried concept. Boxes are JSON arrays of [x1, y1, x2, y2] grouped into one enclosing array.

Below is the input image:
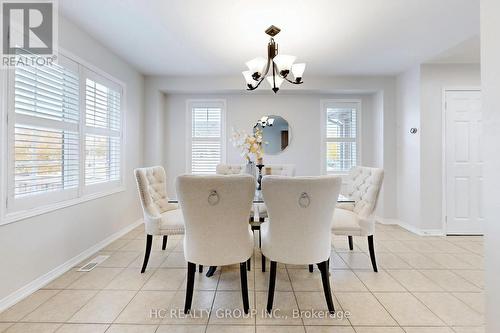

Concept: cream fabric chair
[[215, 164, 245, 175], [331, 166, 384, 272], [261, 175, 342, 313], [256, 164, 296, 221], [134, 166, 185, 273], [176, 174, 255, 314]]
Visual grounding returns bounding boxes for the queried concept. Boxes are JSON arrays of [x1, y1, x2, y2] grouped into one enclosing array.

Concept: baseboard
[[375, 216, 445, 236], [0, 219, 143, 313]]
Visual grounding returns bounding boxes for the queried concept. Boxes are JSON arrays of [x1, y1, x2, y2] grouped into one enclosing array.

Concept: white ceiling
[[59, 0, 480, 76]]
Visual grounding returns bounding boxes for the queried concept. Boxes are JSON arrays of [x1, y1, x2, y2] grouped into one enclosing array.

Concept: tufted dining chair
[[134, 166, 185, 273], [331, 166, 384, 272], [176, 174, 255, 314], [215, 164, 245, 175], [261, 175, 342, 313]]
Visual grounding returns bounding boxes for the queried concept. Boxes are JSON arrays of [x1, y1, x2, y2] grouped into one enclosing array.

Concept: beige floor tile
[[156, 325, 205, 333], [217, 267, 255, 291], [120, 239, 148, 252], [255, 269, 292, 291], [430, 254, 471, 269], [67, 268, 123, 290], [414, 292, 484, 326], [114, 291, 176, 324], [257, 326, 306, 333], [0, 290, 59, 321], [334, 292, 396, 326], [425, 240, 469, 254], [43, 270, 84, 290], [0, 323, 13, 332], [403, 240, 440, 253], [288, 269, 328, 292], [128, 251, 169, 269], [387, 270, 443, 292], [376, 253, 412, 269], [55, 323, 109, 333], [97, 251, 140, 268], [305, 327, 355, 333], [452, 327, 485, 333], [208, 291, 255, 325], [452, 270, 484, 289], [23, 290, 97, 322], [374, 292, 444, 326], [419, 270, 481, 292], [402, 328, 453, 333], [354, 270, 405, 292], [329, 252, 349, 270], [396, 253, 444, 269], [452, 292, 485, 314], [338, 253, 373, 270], [179, 269, 220, 291], [105, 268, 154, 290], [102, 239, 131, 251], [141, 269, 186, 291], [381, 240, 412, 253], [331, 270, 367, 292], [4, 323, 61, 333], [161, 290, 215, 324], [456, 254, 484, 270], [255, 291, 302, 325], [161, 252, 187, 268], [68, 290, 136, 323], [294, 292, 349, 326], [353, 327, 404, 333], [105, 324, 158, 333], [206, 325, 254, 333]]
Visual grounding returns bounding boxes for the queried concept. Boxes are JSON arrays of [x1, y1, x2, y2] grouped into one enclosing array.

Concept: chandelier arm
[[246, 57, 272, 90], [276, 70, 303, 85]]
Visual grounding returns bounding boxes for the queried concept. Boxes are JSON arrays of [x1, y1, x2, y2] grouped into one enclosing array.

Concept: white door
[[445, 90, 483, 235]]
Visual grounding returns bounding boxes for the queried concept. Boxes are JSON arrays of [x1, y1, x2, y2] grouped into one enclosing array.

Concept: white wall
[[0, 16, 144, 302], [480, 0, 500, 331], [396, 66, 422, 230], [163, 93, 379, 194]]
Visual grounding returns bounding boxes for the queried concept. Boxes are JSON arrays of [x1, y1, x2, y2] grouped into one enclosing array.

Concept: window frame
[[185, 99, 226, 174], [0, 48, 126, 225], [320, 99, 362, 175]]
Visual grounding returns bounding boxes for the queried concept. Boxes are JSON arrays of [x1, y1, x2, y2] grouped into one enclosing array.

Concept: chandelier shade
[[242, 25, 305, 93]]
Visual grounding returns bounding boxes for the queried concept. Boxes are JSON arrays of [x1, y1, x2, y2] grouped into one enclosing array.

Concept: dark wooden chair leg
[[240, 262, 250, 314], [309, 264, 314, 272], [184, 262, 196, 314], [199, 265, 203, 273], [267, 260, 277, 313], [206, 266, 217, 277], [261, 253, 266, 272], [259, 217, 265, 222], [247, 258, 251, 271], [348, 236, 353, 250], [141, 234, 153, 273], [259, 229, 262, 248], [367, 235, 378, 272], [317, 259, 335, 313], [162, 235, 168, 250]]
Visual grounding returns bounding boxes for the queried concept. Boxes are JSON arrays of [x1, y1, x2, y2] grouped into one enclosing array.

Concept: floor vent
[[77, 255, 110, 272]]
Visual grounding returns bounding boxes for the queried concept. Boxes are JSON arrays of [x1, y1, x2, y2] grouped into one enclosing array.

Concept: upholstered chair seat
[[331, 166, 384, 272]]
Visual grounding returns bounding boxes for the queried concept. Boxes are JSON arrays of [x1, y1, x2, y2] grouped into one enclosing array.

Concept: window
[[321, 100, 360, 174], [6, 53, 124, 214], [188, 101, 225, 174]]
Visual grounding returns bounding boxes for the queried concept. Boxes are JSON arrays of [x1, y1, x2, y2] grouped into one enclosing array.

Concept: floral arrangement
[[230, 127, 265, 162]]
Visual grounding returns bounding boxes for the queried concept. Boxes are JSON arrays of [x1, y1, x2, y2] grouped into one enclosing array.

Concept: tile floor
[[0, 224, 484, 333]]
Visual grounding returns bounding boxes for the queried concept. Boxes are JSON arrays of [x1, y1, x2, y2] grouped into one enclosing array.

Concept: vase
[[245, 161, 257, 178]]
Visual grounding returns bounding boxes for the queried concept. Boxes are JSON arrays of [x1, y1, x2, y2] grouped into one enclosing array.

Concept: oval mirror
[[254, 115, 290, 155]]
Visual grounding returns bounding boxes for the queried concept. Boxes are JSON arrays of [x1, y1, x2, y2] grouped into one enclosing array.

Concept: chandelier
[[242, 25, 305, 93]]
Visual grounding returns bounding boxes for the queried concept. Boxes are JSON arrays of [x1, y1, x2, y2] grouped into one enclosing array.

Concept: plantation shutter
[[325, 102, 358, 173], [191, 106, 222, 174], [11, 55, 80, 201]]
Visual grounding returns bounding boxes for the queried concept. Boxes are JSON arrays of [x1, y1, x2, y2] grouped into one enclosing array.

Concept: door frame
[[442, 87, 482, 235]]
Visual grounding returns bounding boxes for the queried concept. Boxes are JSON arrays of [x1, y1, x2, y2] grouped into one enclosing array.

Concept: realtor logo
[[1, 0, 57, 66]]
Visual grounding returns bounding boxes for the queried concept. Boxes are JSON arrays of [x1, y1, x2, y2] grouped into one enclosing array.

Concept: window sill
[[0, 186, 126, 226]]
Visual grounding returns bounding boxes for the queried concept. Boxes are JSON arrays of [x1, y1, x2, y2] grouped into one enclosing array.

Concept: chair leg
[[367, 235, 378, 272], [141, 234, 153, 273], [309, 264, 314, 273], [348, 236, 353, 250], [184, 262, 196, 314], [261, 253, 266, 272], [239, 262, 250, 314], [162, 235, 168, 250], [267, 261, 277, 313], [317, 259, 335, 313], [199, 265, 203, 273], [247, 258, 251, 271], [206, 266, 217, 277]]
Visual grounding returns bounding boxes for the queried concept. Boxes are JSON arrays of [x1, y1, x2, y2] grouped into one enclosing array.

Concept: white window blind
[[323, 101, 359, 173], [84, 75, 122, 186], [190, 105, 224, 174], [12, 56, 80, 199]]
